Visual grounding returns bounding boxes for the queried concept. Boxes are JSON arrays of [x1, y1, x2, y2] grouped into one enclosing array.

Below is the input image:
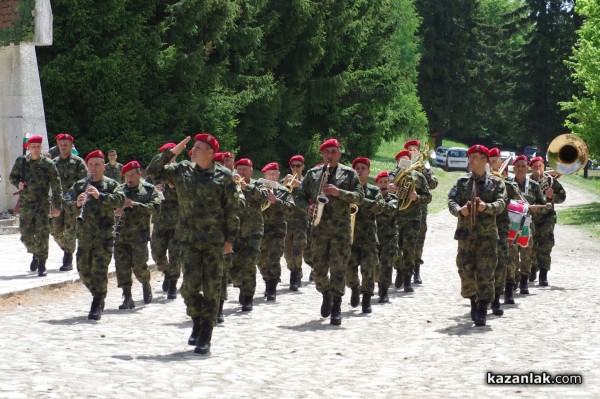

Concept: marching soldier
[[374, 171, 399, 303], [448, 145, 505, 327], [346, 157, 384, 313], [297, 138, 364, 326], [282, 155, 309, 291], [105, 149, 123, 182], [146, 134, 240, 355], [65, 150, 125, 320], [51, 133, 88, 272], [9, 135, 63, 276], [529, 156, 566, 286], [114, 161, 161, 309]]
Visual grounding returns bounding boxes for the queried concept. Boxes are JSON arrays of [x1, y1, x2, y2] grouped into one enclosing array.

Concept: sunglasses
[[290, 164, 303, 168]]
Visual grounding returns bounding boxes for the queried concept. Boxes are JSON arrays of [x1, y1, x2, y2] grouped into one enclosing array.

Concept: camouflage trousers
[[257, 233, 285, 284], [495, 227, 509, 295], [284, 225, 307, 275], [180, 242, 223, 326], [378, 238, 399, 288], [50, 210, 77, 253], [508, 244, 533, 285], [312, 227, 352, 297], [19, 203, 50, 258], [231, 235, 262, 297], [456, 237, 497, 302], [151, 226, 181, 279], [414, 208, 428, 266], [394, 219, 421, 278], [77, 239, 114, 298], [114, 242, 151, 288], [304, 227, 314, 268], [532, 218, 556, 272], [220, 253, 233, 301], [346, 244, 379, 296]]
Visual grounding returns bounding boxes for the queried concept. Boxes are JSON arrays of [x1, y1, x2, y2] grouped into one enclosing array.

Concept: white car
[[445, 147, 469, 171], [433, 146, 449, 168]]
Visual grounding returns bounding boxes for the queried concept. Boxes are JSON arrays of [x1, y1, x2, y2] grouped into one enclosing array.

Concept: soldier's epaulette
[[141, 180, 155, 189]]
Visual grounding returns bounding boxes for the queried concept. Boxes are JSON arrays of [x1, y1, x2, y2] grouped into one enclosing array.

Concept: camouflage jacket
[[9, 155, 63, 210], [146, 169, 179, 226], [238, 179, 269, 238], [531, 174, 566, 222], [396, 169, 431, 222], [353, 182, 384, 246], [48, 146, 60, 160], [65, 176, 125, 240], [115, 181, 161, 244], [496, 177, 520, 232], [281, 178, 310, 231], [105, 163, 123, 183], [53, 154, 88, 202], [146, 150, 240, 245], [263, 183, 295, 236], [297, 163, 364, 231], [376, 192, 399, 243], [448, 171, 506, 240]]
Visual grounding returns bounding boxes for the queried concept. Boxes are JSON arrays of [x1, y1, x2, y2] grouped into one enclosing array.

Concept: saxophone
[[312, 163, 331, 226]]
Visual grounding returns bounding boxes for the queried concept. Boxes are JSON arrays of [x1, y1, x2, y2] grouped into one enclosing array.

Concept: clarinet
[[77, 173, 95, 222], [114, 184, 129, 236]]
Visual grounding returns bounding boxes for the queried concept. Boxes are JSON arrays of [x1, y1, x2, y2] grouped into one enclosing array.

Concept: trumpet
[[77, 173, 95, 222], [233, 172, 244, 188], [312, 163, 331, 226], [257, 178, 279, 211], [284, 172, 300, 191]]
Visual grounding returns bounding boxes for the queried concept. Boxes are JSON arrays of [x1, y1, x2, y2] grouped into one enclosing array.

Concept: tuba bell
[[546, 134, 589, 176], [349, 204, 359, 244]]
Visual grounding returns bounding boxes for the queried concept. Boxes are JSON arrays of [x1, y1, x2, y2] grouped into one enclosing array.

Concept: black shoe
[[361, 294, 372, 314], [320, 291, 333, 318], [378, 285, 389, 303], [118, 288, 135, 310], [539, 269, 549, 286], [413, 265, 423, 284], [350, 286, 360, 308], [161, 272, 169, 292], [266, 281, 277, 301], [504, 282, 515, 304], [167, 278, 178, 299], [88, 296, 104, 320], [59, 252, 73, 271], [29, 255, 38, 272], [330, 297, 342, 325], [394, 272, 402, 289], [290, 271, 299, 291], [37, 258, 47, 277], [241, 295, 254, 312], [491, 294, 504, 316], [519, 275, 529, 295], [529, 269, 537, 282], [188, 318, 201, 346], [143, 283, 153, 304], [403, 275, 414, 293], [194, 321, 213, 355], [474, 301, 489, 326], [469, 295, 477, 321], [217, 299, 225, 324]]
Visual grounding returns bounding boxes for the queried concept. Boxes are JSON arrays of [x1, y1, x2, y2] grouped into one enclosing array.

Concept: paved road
[[0, 183, 598, 398]]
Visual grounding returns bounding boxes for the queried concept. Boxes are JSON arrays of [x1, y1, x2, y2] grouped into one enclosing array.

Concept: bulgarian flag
[[22, 134, 29, 149]]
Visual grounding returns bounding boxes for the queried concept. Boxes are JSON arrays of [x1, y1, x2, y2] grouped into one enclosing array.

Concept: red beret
[[223, 152, 234, 159], [487, 147, 501, 158], [27, 135, 43, 144], [529, 156, 544, 167], [467, 145, 489, 156], [235, 158, 253, 168], [85, 150, 105, 163], [319, 138, 341, 152], [194, 133, 219, 152], [213, 152, 226, 162], [289, 155, 305, 164], [404, 139, 421, 149], [55, 133, 74, 142], [261, 162, 279, 172], [395, 150, 411, 161], [374, 171, 389, 183], [513, 155, 528, 166], [352, 157, 370, 168], [159, 142, 176, 152], [122, 160, 141, 175]]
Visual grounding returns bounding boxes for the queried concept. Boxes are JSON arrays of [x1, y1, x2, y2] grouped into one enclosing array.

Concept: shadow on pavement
[[40, 316, 94, 325], [135, 351, 211, 362], [278, 318, 347, 332], [434, 322, 491, 336]]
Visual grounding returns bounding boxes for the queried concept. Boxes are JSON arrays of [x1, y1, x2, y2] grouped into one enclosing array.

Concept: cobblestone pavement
[[0, 183, 598, 398]]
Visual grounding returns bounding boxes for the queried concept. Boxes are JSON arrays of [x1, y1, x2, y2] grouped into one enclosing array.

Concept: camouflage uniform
[[105, 163, 123, 182], [65, 177, 125, 300], [346, 183, 384, 297], [48, 146, 60, 160], [9, 155, 63, 260], [146, 150, 240, 325], [297, 164, 364, 299], [283, 182, 309, 283], [414, 167, 438, 278], [448, 172, 506, 302], [51, 154, 88, 254], [494, 177, 519, 296], [376, 192, 399, 290], [219, 185, 246, 304], [114, 181, 161, 290]]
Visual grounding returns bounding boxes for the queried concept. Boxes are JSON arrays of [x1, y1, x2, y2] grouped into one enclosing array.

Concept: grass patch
[[559, 171, 600, 198], [557, 202, 600, 237]]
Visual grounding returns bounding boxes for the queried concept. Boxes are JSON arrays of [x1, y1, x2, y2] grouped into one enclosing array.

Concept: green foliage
[[0, 0, 35, 45]]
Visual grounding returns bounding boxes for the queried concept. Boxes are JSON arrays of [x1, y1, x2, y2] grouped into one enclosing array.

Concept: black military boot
[[469, 295, 477, 321], [161, 272, 169, 292], [519, 274, 529, 295], [539, 269, 549, 286], [188, 318, 201, 346], [29, 255, 38, 272], [320, 291, 333, 317], [241, 295, 253, 312], [394, 272, 403, 288], [403, 275, 414, 293], [266, 281, 277, 301], [378, 284, 389, 303], [350, 286, 360, 308], [474, 301, 489, 326], [529, 267, 537, 282], [194, 320, 213, 355], [413, 264, 423, 284], [290, 271, 299, 291], [296, 272, 302, 289], [330, 297, 342, 325], [118, 287, 135, 310], [362, 294, 372, 314], [88, 296, 104, 320], [143, 282, 153, 304], [491, 294, 504, 316], [37, 258, 48, 277], [217, 299, 225, 324], [504, 282, 515, 304], [167, 278, 178, 299], [59, 252, 73, 271]]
